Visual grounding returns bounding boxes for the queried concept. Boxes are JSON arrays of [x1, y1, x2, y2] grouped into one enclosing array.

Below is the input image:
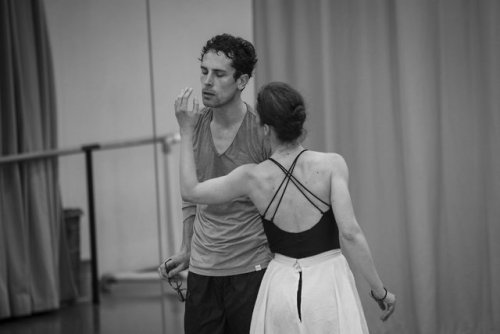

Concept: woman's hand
[[174, 87, 200, 134], [371, 288, 396, 321]]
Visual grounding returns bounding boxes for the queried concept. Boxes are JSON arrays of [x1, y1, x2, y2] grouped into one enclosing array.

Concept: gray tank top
[[187, 105, 272, 276]]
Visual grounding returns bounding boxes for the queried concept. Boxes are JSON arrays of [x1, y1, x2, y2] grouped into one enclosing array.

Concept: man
[[159, 34, 272, 334]]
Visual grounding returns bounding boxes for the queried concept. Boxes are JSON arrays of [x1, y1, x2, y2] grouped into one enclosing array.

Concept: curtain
[[254, 0, 500, 333], [0, 0, 77, 319]]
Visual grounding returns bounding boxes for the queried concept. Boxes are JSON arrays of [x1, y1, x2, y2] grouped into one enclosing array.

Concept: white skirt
[[250, 249, 369, 334]]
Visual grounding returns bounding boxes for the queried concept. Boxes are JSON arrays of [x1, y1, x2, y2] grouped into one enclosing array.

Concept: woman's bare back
[[248, 150, 341, 233]]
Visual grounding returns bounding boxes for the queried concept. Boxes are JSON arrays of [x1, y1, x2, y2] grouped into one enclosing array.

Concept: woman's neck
[[270, 141, 304, 159]]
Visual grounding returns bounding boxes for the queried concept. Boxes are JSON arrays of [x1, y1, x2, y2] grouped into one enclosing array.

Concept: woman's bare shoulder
[[253, 159, 276, 176], [307, 151, 346, 168]]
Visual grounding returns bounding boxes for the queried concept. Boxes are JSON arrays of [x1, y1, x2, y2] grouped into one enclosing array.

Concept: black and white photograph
[[1, 0, 499, 333]]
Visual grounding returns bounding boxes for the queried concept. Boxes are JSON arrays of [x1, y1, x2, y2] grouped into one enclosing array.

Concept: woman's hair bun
[[256, 82, 307, 142]]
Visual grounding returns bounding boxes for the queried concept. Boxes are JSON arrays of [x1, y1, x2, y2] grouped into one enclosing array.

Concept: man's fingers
[[174, 98, 180, 112], [180, 87, 193, 107], [176, 88, 187, 104], [161, 258, 186, 278], [175, 88, 197, 115], [183, 87, 193, 98], [167, 268, 182, 278], [193, 98, 199, 113], [158, 264, 168, 279], [164, 258, 175, 271], [157, 258, 171, 279], [175, 88, 186, 109]]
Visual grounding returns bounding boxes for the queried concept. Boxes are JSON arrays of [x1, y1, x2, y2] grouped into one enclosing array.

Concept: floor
[[0, 262, 185, 334]]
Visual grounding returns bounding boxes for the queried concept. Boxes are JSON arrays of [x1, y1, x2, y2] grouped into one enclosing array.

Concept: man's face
[[200, 50, 240, 108]]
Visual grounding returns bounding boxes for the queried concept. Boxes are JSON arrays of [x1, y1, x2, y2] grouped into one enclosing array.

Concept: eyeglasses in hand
[[164, 259, 187, 302]]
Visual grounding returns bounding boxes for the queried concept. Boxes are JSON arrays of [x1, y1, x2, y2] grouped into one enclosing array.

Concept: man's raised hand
[[175, 87, 200, 133]]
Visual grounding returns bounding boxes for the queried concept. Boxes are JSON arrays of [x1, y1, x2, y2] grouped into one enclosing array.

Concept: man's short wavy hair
[[199, 34, 258, 80]]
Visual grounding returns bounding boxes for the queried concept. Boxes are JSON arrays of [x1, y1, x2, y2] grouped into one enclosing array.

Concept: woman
[[174, 82, 396, 333]]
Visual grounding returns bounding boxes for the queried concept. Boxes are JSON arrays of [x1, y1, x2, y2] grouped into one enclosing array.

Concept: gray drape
[[254, 0, 500, 333], [0, 0, 77, 319]]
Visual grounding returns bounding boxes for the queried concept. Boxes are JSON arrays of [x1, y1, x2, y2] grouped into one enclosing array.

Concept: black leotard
[[261, 149, 340, 259]]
